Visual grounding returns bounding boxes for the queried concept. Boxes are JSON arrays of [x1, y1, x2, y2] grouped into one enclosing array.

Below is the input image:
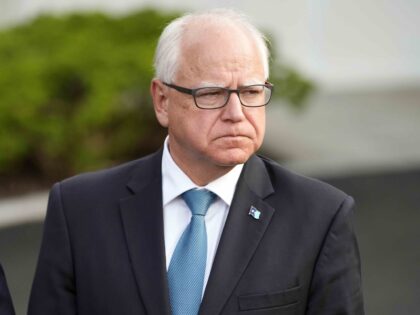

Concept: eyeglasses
[[163, 81, 274, 109]]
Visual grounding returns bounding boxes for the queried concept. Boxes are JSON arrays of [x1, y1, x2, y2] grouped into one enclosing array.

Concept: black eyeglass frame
[[163, 81, 274, 109]]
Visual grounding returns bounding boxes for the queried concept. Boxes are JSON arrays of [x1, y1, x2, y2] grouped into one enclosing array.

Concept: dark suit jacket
[[0, 264, 15, 315], [28, 150, 364, 314]]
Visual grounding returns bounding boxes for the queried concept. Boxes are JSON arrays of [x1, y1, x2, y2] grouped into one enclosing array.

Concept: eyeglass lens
[[195, 85, 271, 108]]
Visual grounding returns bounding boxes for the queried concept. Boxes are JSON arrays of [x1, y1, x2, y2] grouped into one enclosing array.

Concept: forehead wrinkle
[[185, 55, 260, 78]]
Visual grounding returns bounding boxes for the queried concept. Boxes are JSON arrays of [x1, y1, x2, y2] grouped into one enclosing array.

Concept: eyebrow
[[197, 81, 225, 88], [197, 80, 265, 88]]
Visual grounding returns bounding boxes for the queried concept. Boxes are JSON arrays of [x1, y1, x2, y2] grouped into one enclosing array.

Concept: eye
[[196, 88, 224, 98], [241, 86, 263, 96]]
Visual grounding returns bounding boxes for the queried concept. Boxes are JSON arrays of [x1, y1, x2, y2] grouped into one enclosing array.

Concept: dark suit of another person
[[0, 264, 15, 315]]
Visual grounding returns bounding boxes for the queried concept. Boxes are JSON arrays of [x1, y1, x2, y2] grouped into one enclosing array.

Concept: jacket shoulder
[[57, 150, 162, 197], [257, 155, 351, 213]]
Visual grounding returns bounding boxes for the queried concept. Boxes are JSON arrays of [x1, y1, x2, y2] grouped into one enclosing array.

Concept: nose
[[220, 91, 245, 122]]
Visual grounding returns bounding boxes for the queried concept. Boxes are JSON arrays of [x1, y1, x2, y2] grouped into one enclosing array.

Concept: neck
[[172, 153, 234, 186]]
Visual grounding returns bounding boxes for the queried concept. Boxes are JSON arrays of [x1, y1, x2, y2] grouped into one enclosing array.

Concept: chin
[[212, 148, 253, 167]]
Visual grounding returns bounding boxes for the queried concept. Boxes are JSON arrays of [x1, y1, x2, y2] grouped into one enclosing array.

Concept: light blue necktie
[[168, 188, 216, 315]]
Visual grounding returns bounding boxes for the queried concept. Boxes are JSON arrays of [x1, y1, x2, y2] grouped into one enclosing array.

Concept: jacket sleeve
[[28, 183, 77, 315], [306, 196, 365, 315], [0, 264, 15, 315]]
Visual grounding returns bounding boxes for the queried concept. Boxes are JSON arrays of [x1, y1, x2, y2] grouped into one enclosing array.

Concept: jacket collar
[[120, 148, 172, 315], [199, 154, 276, 315]]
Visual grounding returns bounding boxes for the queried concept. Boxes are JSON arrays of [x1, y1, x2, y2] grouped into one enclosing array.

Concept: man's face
[[154, 22, 266, 181]]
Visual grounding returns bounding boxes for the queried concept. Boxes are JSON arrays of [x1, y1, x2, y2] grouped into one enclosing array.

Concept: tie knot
[[182, 188, 216, 216]]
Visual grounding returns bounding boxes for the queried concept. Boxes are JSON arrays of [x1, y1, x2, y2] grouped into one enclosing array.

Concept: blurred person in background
[[28, 8, 364, 315], [0, 264, 15, 315]]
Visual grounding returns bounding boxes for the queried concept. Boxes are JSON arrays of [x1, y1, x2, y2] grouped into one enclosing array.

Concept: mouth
[[217, 134, 248, 139], [215, 135, 252, 143]]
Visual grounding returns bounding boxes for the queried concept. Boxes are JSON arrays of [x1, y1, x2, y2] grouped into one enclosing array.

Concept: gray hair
[[153, 9, 270, 83]]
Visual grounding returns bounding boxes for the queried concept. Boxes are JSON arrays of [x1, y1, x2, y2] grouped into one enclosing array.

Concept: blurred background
[[0, 0, 419, 314]]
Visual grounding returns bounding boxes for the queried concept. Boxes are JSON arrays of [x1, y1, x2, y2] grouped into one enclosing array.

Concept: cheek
[[194, 113, 221, 136], [247, 109, 266, 139], [258, 114, 266, 138], [169, 105, 215, 141], [167, 99, 191, 128]]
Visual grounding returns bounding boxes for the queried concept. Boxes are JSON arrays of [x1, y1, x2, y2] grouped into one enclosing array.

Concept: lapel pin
[[248, 206, 261, 220]]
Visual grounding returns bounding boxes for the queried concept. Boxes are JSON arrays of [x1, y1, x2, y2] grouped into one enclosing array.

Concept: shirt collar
[[162, 136, 244, 206]]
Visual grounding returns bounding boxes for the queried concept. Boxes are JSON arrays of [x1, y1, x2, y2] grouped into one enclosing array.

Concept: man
[[0, 264, 15, 315], [28, 9, 364, 315]]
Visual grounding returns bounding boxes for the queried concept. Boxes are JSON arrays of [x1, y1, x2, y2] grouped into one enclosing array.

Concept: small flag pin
[[248, 206, 261, 220]]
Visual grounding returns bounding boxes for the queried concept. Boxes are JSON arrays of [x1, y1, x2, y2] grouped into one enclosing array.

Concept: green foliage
[[0, 9, 314, 180], [270, 64, 315, 109], [0, 9, 176, 178]]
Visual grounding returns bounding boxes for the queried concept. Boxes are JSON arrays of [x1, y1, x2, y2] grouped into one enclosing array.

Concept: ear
[[150, 79, 169, 127]]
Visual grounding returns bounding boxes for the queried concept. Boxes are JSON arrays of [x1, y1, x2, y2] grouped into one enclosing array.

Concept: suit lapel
[[119, 150, 171, 315], [199, 155, 275, 315]]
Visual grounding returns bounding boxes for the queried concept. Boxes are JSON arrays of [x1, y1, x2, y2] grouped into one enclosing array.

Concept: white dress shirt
[[161, 137, 244, 294]]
